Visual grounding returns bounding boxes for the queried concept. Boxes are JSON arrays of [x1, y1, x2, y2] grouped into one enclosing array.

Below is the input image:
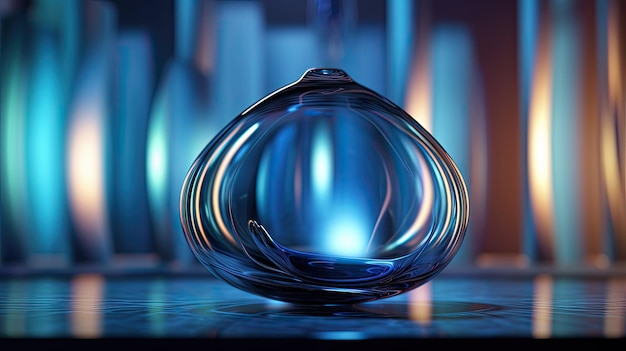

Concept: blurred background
[[0, 0, 625, 273]]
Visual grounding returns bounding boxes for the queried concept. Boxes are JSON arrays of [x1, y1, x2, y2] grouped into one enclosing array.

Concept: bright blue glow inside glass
[[180, 68, 469, 305]]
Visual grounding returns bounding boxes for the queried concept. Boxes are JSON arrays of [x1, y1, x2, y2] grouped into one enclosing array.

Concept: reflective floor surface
[[0, 269, 624, 347]]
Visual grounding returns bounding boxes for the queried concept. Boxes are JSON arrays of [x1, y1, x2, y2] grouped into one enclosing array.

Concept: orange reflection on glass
[[408, 282, 432, 325], [209, 123, 258, 246], [528, 19, 555, 259], [71, 274, 104, 338], [604, 277, 626, 338], [532, 274, 553, 338]]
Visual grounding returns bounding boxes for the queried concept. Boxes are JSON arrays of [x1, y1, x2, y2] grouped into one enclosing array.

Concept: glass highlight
[[180, 68, 469, 304]]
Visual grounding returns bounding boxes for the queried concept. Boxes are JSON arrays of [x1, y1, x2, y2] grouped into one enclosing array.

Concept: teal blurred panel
[[66, 0, 116, 263], [265, 27, 319, 93], [175, 0, 216, 73], [596, 0, 612, 263], [30, 0, 81, 95], [213, 0, 264, 122], [147, 0, 218, 265], [551, 279, 586, 336], [519, 0, 539, 263], [1, 1, 79, 266], [520, 0, 587, 266], [148, 280, 166, 336], [430, 25, 477, 265], [307, 0, 384, 91], [265, 22, 385, 97], [0, 2, 25, 265], [175, 0, 199, 63], [386, 0, 413, 107], [2, 280, 27, 336], [147, 59, 212, 265], [148, 0, 265, 265], [111, 31, 155, 254], [519, 0, 539, 112], [22, 0, 85, 267], [343, 24, 386, 96], [551, 0, 583, 266], [146, 78, 171, 261], [24, 26, 71, 266], [146, 61, 196, 263], [0, 13, 29, 264], [26, 279, 70, 336], [308, 0, 358, 68], [0, 5, 2, 265]]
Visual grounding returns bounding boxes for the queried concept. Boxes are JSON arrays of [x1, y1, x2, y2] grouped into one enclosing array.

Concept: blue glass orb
[[180, 68, 469, 305]]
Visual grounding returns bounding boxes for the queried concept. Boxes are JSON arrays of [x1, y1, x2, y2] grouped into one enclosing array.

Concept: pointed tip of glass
[[299, 68, 354, 83]]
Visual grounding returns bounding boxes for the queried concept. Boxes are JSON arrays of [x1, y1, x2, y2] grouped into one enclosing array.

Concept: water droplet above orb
[[179, 68, 469, 305]]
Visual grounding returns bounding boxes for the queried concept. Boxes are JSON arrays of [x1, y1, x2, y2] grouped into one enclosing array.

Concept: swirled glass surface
[[180, 68, 469, 304]]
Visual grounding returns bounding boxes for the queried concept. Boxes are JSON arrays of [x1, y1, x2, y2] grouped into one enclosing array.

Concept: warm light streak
[[532, 274, 553, 338], [405, 56, 432, 132], [607, 2, 623, 106], [528, 23, 555, 256], [405, 7, 432, 132], [71, 274, 104, 338], [601, 117, 625, 233], [604, 277, 626, 338], [195, 0, 215, 75], [602, 1, 626, 250], [409, 282, 432, 325], [67, 98, 108, 246]]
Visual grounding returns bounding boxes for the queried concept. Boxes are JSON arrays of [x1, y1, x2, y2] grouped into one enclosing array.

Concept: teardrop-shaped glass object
[[180, 68, 469, 305]]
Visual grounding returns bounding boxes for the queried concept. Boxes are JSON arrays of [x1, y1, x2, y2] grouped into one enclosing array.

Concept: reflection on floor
[[0, 267, 624, 339]]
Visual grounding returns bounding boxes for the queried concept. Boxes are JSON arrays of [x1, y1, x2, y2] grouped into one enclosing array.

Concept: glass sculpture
[[180, 68, 469, 305]]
